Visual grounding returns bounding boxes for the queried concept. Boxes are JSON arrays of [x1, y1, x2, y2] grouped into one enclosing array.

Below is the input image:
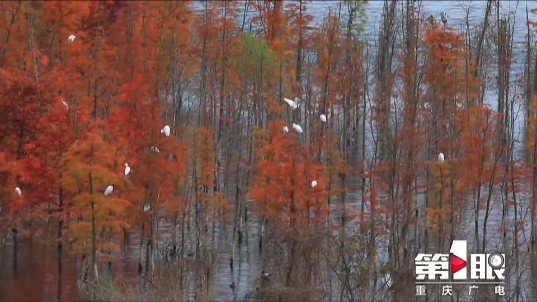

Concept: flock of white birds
[[282, 97, 325, 189], [61, 24, 457, 289], [282, 97, 327, 135], [11, 121, 170, 213], [280, 98, 445, 190], [12, 54, 447, 214]]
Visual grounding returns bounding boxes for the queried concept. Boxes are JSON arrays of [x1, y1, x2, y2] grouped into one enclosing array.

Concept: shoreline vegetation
[[2, 1, 537, 301]]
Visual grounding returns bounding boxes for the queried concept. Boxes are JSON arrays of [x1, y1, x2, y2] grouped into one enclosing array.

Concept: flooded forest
[[2, 0, 537, 301]]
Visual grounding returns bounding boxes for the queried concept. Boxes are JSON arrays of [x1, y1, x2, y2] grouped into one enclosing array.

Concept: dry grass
[[78, 263, 200, 301], [79, 276, 189, 302], [78, 248, 219, 301]]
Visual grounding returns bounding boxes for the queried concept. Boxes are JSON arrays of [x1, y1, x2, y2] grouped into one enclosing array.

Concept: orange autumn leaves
[[249, 120, 329, 227]]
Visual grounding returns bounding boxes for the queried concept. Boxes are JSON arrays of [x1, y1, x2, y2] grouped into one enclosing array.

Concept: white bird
[[14, 187, 21, 197], [292, 123, 303, 134], [440, 12, 447, 25], [143, 204, 150, 212], [104, 185, 114, 197], [160, 125, 170, 136], [283, 126, 289, 133], [283, 98, 298, 109], [320, 114, 327, 122], [311, 180, 317, 188], [68, 34, 76, 43], [438, 152, 444, 162], [61, 99, 68, 108], [161, 125, 170, 137], [151, 146, 160, 153], [124, 163, 130, 176]]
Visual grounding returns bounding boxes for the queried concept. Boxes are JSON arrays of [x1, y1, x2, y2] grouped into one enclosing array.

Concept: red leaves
[[248, 120, 329, 226], [458, 104, 505, 188], [0, 70, 54, 155]]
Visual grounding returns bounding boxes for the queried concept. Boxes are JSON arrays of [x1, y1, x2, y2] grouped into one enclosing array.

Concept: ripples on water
[[2, 1, 537, 301]]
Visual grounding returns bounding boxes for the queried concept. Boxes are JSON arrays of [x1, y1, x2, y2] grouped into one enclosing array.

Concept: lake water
[[1, 1, 537, 301]]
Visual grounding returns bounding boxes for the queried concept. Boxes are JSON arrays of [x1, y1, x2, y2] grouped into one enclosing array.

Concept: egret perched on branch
[[161, 125, 170, 137], [151, 146, 160, 153], [320, 114, 327, 122], [440, 12, 447, 25], [284, 98, 298, 109], [311, 180, 318, 188], [14, 187, 21, 197], [68, 35, 76, 43], [283, 126, 289, 133], [104, 185, 114, 197], [438, 152, 444, 162], [143, 204, 150, 212], [292, 123, 303, 134], [124, 163, 130, 176], [61, 99, 68, 108]]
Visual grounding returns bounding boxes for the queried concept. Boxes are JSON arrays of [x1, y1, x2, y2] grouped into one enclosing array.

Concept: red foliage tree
[[249, 120, 329, 229]]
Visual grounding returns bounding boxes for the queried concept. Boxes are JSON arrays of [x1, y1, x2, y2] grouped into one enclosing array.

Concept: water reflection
[[0, 185, 534, 301], [1, 220, 264, 301]]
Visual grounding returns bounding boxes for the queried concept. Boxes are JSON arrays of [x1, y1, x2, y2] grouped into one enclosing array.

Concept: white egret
[[292, 123, 303, 134], [143, 204, 150, 212], [124, 163, 130, 176], [283, 98, 298, 109], [14, 187, 21, 197], [151, 146, 160, 153], [311, 180, 317, 188], [438, 152, 444, 162], [283, 126, 289, 133], [68, 35, 76, 43], [104, 185, 114, 197], [61, 99, 68, 108], [320, 114, 327, 122], [161, 125, 170, 137], [440, 12, 447, 25]]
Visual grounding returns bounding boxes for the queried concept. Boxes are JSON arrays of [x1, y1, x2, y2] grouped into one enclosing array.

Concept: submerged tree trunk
[[88, 172, 98, 280]]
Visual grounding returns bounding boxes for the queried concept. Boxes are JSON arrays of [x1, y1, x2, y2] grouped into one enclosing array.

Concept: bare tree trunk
[[375, 0, 396, 162], [475, 0, 493, 105]]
